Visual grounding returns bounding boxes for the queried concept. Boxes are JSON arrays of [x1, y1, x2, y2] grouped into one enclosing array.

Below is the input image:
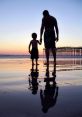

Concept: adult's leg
[[51, 48, 56, 76], [45, 48, 49, 70], [32, 59, 34, 66], [36, 59, 38, 70]]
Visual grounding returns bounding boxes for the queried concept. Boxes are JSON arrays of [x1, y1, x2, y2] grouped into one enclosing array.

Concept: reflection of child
[[29, 33, 41, 65], [29, 68, 39, 95]]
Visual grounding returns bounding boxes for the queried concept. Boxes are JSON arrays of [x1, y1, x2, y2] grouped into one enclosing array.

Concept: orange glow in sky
[[0, 0, 82, 55]]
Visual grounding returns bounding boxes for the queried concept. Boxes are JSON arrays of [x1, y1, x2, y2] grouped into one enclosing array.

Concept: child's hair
[[32, 33, 37, 39]]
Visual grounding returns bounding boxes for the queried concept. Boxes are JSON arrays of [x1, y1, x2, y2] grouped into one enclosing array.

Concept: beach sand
[[0, 58, 82, 117]]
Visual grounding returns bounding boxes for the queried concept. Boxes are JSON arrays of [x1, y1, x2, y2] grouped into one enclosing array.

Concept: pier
[[43, 47, 82, 58]]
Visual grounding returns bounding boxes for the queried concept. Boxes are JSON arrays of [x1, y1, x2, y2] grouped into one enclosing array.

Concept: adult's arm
[[40, 19, 44, 43], [54, 18, 59, 41]]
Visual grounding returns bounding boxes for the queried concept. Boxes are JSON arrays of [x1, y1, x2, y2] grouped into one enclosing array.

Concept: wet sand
[[0, 58, 82, 117]]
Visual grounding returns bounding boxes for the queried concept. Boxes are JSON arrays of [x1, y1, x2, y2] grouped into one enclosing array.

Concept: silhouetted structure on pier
[[43, 47, 82, 57]]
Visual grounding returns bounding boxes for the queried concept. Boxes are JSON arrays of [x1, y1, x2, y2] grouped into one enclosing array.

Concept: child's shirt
[[31, 39, 40, 49]]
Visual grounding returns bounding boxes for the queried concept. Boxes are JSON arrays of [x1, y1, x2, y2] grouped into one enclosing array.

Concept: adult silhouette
[[40, 10, 59, 73]]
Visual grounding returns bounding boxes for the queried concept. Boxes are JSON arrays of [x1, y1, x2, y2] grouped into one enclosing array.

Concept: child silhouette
[[29, 33, 41, 66]]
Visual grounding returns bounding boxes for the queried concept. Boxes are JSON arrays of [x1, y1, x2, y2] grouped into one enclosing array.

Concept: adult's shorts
[[44, 30, 56, 49]]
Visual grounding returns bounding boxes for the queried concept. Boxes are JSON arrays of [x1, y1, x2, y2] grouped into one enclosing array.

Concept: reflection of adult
[[40, 81, 58, 113], [40, 10, 59, 71], [40, 67, 58, 113]]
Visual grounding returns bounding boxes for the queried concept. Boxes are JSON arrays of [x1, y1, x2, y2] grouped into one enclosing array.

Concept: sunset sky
[[0, 0, 82, 55]]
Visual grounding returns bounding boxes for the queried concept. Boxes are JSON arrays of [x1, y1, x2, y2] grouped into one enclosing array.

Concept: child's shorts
[[31, 48, 39, 59]]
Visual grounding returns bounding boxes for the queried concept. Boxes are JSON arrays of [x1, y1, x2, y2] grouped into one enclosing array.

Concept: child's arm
[[37, 40, 41, 45], [28, 41, 32, 54]]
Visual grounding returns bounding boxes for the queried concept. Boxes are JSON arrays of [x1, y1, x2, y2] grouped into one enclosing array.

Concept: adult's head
[[43, 10, 49, 17]]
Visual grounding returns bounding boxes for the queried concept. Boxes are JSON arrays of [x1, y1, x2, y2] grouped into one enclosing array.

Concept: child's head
[[32, 33, 37, 40]]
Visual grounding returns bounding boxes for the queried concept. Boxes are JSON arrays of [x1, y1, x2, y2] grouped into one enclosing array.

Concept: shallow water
[[0, 58, 82, 117]]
